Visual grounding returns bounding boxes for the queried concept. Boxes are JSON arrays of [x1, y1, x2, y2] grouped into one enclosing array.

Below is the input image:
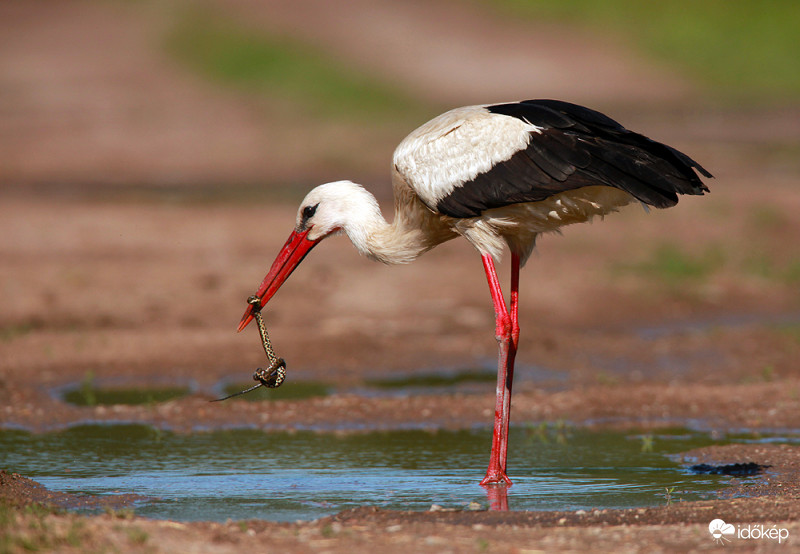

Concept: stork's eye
[[302, 204, 318, 220]]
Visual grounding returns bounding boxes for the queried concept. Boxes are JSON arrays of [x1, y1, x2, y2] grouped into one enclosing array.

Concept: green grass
[[1, 500, 86, 554], [0, 322, 36, 342], [165, 8, 430, 121], [748, 204, 791, 232], [774, 323, 800, 345], [124, 525, 149, 545], [618, 243, 726, 284], [615, 241, 800, 291], [742, 254, 800, 285], [486, 0, 800, 101]]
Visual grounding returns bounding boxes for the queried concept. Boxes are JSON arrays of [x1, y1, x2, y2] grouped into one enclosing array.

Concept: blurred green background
[[2, 0, 798, 197]]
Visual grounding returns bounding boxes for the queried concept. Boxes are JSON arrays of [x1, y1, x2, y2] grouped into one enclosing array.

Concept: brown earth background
[[2, 0, 800, 552]]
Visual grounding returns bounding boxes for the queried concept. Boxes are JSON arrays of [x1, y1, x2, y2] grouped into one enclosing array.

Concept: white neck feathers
[[343, 191, 443, 265], [301, 180, 456, 265]]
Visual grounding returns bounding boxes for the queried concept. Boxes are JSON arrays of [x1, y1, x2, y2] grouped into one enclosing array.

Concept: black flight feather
[[436, 99, 711, 218]]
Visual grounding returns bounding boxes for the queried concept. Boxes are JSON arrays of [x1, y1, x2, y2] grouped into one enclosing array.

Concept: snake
[[211, 296, 286, 402]]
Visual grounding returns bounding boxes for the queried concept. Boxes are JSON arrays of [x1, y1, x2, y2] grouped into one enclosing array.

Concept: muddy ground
[[2, 0, 800, 552]]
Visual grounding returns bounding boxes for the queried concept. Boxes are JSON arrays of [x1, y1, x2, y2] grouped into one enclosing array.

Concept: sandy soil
[[2, 0, 800, 552]]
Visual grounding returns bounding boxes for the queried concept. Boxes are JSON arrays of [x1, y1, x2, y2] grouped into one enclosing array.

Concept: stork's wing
[[432, 99, 711, 219]]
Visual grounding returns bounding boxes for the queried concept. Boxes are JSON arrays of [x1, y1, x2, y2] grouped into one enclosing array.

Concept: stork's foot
[[480, 467, 513, 487]]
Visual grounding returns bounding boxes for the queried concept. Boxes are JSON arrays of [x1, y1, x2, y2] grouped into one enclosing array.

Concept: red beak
[[237, 228, 319, 332]]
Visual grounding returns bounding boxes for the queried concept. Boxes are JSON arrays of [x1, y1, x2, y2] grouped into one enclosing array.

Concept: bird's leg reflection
[[483, 484, 509, 511]]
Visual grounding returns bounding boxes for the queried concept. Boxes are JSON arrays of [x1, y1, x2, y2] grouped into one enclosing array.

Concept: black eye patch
[[301, 203, 319, 224]]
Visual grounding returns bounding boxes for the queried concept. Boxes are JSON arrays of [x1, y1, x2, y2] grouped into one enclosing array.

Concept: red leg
[[479, 253, 520, 488], [499, 253, 521, 472]]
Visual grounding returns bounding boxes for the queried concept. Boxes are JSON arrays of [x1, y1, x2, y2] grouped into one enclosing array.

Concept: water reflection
[[484, 485, 509, 511]]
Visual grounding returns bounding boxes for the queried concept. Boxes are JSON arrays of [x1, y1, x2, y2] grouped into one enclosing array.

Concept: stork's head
[[293, 180, 380, 241], [237, 180, 378, 331]]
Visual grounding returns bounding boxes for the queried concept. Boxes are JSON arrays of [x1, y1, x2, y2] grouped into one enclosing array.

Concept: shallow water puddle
[[0, 425, 768, 522]]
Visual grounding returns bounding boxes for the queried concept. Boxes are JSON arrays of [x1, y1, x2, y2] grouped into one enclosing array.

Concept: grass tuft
[[1, 500, 86, 553]]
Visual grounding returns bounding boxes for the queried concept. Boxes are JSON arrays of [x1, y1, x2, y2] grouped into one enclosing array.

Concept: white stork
[[237, 99, 711, 487]]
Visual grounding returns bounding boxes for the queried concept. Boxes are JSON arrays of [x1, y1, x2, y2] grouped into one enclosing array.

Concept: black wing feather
[[436, 99, 711, 218]]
